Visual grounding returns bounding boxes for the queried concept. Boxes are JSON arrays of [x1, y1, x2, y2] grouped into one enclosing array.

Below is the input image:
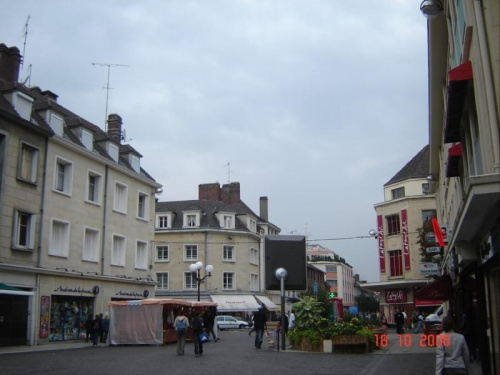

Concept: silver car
[[216, 315, 250, 330]]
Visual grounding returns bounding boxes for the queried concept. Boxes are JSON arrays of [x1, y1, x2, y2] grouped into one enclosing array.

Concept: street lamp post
[[189, 261, 214, 301]]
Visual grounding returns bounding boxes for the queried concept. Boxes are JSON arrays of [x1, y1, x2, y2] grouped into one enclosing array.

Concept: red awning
[[414, 275, 452, 301], [444, 61, 473, 143], [431, 217, 445, 247], [414, 300, 444, 307], [446, 143, 463, 177]]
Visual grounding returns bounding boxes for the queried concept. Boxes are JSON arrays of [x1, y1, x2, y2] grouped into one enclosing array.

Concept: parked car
[[216, 315, 250, 330]]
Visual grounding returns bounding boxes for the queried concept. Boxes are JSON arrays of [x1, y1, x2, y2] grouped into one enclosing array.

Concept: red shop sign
[[385, 289, 407, 303]]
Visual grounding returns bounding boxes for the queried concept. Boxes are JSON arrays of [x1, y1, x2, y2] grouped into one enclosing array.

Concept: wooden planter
[[291, 337, 322, 352], [332, 335, 369, 353]]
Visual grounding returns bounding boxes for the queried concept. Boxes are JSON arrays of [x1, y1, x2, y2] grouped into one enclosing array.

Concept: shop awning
[[415, 300, 444, 307], [444, 61, 473, 143], [210, 294, 261, 312], [414, 275, 452, 301], [254, 295, 278, 311], [0, 282, 33, 296], [446, 143, 463, 177]]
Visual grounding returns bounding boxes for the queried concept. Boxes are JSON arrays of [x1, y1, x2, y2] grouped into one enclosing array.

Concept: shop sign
[[377, 215, 385, 273], [401, 210, 411, 270], [426, 247, 441, 254], [425, 232, 436, 245], [54, 286, 94, 295], [39, 296, 50, 338], [115, 290, 145, 298], [420, 262, 439, 276], [385, 289, 407, 303]]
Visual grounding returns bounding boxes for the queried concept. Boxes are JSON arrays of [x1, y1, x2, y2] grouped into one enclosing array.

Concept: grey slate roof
[[156, 199, 275, 231], [384, 145, 430, 186]]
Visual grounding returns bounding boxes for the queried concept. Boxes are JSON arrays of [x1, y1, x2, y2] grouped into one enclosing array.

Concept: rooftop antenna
[[21, 15, 30, 69], [91, 62, 128, 131], [225, 162, 231, 183]]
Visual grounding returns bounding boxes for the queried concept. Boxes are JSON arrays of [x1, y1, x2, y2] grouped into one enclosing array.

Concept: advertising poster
[[39, 296, 50, 338]]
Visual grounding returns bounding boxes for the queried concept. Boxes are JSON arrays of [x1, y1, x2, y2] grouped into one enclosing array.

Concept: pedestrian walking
[[84, 315, 93, 342], [191, 310, 204, 357], [394, 307, 405, 334], [289, 310, 296, 330], [436, 315, 470, 375], [92, 314, 101, 347], [101, 313, 110, 344], [203, 308, 218, 342], [173, 308, 189, 355], [414, 311, 424, 334], [252, 307, 267, 349]]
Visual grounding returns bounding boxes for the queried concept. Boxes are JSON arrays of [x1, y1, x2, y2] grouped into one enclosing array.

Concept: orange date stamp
[[374, 334, 451, 347]]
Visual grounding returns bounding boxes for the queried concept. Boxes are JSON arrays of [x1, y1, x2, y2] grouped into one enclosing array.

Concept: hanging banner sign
[[401, 209, 410, 270], [377, 215, 385, 273], [426, 247, 441, 254]]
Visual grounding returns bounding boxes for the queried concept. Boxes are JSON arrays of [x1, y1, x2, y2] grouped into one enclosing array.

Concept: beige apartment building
[[365, 146, 437, 326], [154, 182, 281, 317], [424, 1, 499, 373], [0, 44, 161, 346]]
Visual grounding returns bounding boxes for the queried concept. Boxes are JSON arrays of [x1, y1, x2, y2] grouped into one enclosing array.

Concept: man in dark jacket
[[204, 309, 218, 342], [394, 307, 405, 334], [191, 311, 204, 357], [253, 307, 267, 349]]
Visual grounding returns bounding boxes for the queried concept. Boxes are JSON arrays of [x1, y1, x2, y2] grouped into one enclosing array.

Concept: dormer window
[[183, 211, 201, 228], [4, 91, 33, 121], [49, 113, 64, 136], [156, 213, 173, 229], [131, 155, 140, 173], [81, 129, 93, 150], [248, 218, 257, 232], [108, 143, 119, 162], [218, 211, 236, 229]]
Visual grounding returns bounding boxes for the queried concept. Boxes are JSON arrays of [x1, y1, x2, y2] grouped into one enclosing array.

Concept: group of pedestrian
[[173, 307, 218, 357], [84, 313, 109, 347]]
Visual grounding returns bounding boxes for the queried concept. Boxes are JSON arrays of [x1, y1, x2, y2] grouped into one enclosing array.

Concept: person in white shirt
[[435, 315, 470, 375], [289, 310, 296, 330]]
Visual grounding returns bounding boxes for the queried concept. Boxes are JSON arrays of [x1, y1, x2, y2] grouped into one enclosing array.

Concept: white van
[[425, 304, 445, 323]]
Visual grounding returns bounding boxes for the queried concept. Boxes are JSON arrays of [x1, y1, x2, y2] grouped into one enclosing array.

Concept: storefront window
[[49, 296, 93, 341]]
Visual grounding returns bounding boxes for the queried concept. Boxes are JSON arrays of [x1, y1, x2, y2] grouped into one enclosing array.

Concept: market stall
[[109, 298, 217, 345]]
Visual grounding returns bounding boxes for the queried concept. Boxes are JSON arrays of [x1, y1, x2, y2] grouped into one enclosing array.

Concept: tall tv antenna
[[225, 162, 232, 183], [21, 15, 30, 69], [91, 62, 128, 131]]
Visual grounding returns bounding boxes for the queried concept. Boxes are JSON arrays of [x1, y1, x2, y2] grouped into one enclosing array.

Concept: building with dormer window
[[0, 43, 161, 347], [154, 182, 281, 315]]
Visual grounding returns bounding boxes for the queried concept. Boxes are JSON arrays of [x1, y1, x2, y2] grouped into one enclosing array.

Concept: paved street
[[0, 330, 480, 375]]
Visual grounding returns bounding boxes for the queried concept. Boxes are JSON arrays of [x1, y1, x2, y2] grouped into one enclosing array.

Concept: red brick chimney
[[107, 113, 122, 143], [199, 182, 241, 204], [0, 44, 22, 83]]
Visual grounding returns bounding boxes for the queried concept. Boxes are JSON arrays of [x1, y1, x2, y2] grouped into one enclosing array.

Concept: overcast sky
[[1, 0, 429, 282]]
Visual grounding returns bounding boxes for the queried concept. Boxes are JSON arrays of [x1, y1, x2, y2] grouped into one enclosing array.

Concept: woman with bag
[[435, 315, 470, 375]]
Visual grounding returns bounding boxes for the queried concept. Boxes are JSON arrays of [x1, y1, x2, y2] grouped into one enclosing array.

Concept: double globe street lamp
[[189, 261, 214, 301]]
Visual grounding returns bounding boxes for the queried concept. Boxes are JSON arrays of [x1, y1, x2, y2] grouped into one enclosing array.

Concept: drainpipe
[[473, 0, 500, 173], [36, 137, 49, 268], [100, 165, 109, 275]]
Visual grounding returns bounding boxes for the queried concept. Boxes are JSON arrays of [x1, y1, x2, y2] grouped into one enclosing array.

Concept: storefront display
[[49, 296, 94, 341]]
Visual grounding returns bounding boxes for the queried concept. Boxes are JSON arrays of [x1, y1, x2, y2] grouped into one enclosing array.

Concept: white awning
[[254, 295, 278, 311], [210, 294, 261, 312]]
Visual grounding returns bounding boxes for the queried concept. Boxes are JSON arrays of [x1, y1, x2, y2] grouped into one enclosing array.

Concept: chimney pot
[[107, 113, 123, 143], [260, 196, 268, 222], [0, 44, 22, 83]]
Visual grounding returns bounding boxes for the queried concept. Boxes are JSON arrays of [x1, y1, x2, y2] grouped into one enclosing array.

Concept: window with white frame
[[83, 227, 100, 262], [156, 245, 169, 262], [182, 211, 200, 228], [137, 191, 149, 220], [81, 129, 93, 150], [156, 214, 171, 229], [13, 210, 36, 250], [184, 272, 196, 289], [18, 142, 39, 183], [113, 182, 128, 213], [391, 187, 405, 200], [248, 218, 257, 232], [223, 245, 235, 262], [111, 234, 126, 266], [184, 244, 198, 261], [49, 113, 64, 136], [250, 274, 259, 291], [54, 157, 73, 195], [250, 248, 259, 265], [136, 241, 148, 270], [156, 272, 169, 290], [49, 219, 70, 257], [86, 170, 102, 205], [131, 155, 140, 173], [224, 215, 233, 228], [108, 143, 119, 162], [223, 272, 235, 290]]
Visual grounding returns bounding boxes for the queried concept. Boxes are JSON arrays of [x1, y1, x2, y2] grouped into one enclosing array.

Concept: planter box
[[291, 337, 322, 352], [332, 335, 369, 353]]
